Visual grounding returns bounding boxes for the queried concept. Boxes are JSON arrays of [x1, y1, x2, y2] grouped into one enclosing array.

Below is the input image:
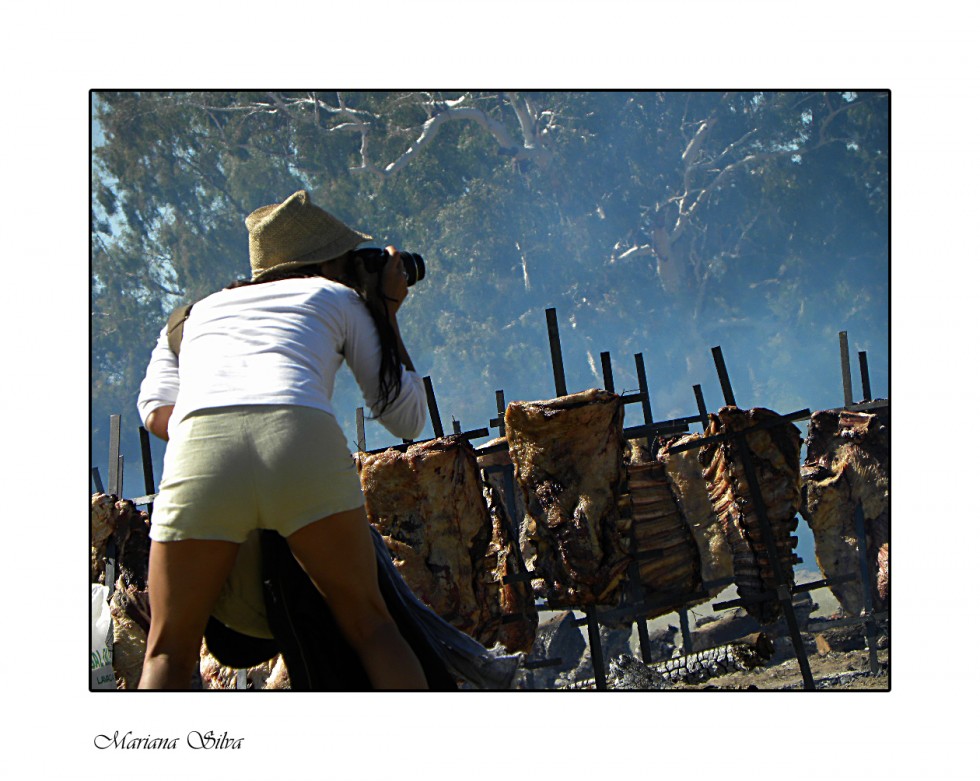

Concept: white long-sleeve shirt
[[137, 276, 426, 440]]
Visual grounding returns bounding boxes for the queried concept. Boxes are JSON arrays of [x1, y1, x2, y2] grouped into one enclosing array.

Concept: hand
[[381, 245, 409, 310]]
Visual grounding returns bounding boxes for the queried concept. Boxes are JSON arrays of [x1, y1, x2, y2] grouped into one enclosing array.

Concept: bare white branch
[[681, 118, 716, 164], [184, 91, 559, 179], [381, 94, 553, 175], [613, 244, 654, 262]]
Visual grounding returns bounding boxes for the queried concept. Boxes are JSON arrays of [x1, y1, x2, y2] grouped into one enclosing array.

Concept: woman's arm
[[145, 405, 174, 441], [137, 325, 181, 440], [343, 247, 427, 440]]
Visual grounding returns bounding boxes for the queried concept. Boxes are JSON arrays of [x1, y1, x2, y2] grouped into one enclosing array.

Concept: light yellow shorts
[[150, 405, 365, 544]]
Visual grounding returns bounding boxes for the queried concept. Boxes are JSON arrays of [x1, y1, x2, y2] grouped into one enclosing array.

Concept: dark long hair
[[228, 257, 403, 416]]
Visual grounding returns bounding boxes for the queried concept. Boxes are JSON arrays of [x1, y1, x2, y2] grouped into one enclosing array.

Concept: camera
[[352, 248, 426, 287]]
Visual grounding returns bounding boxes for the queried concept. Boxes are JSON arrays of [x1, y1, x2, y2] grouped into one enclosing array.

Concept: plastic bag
[[91, 584, 115, 689]]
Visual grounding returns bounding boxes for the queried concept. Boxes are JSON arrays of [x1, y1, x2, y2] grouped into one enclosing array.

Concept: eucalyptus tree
[[92, 90, 887, 494]]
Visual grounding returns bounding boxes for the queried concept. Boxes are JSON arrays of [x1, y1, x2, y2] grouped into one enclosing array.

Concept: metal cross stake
[[486, 389, 523, 536], [692, 384, 710, 431], [489, 390, 507, 437], [108, 414, 122, 497], [356, 407, 366, 452], [632, 352, 696, 655], [544, 308, 605, 689], [544, 313, 708, 679], [706, 345, 816, 691], [832, 334, 887, 414], [423, 376, 444, 438], [484, 387, 566, 679], [103, 415, 123, 598], [545, 308, 568, 397], [600, 350, 655, 664], [858, 351, 872, 403]]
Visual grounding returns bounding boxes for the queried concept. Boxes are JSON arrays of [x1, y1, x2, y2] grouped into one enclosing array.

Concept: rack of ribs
[[698, 407, 803, 624]]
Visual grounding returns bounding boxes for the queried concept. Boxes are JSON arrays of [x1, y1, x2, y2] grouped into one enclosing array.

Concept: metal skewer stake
[[710, 346, 816, 691], [634, 353, 655, 451], [858, 350, 872, 403], [600, 351, 614, 393], [604, 351, 655, 664], [711, 346, 737, 407], [839, 331, 854, 408], [108, 414, 121, 496], [356, 407, 366, 452], [423, 376, 444, 438], [693, 384, 710, 431], [104, 415, 122, 599], [545, 309, 604, 688], [545, 308, 568, 397], [490, 390, 507, 437]]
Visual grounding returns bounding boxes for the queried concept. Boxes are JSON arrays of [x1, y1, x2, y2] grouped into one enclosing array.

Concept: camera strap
[[166, 302, 194, 357]]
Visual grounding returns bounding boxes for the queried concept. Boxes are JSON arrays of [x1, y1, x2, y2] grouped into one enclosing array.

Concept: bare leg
[[286, 506, 428, 690], [139, 539, 241, 689]]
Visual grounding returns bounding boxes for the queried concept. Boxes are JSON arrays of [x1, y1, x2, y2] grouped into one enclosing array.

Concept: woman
[[136, 190, 429, 689]]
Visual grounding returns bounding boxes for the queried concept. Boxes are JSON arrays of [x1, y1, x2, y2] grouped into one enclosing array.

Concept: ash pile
[[519, 593, 885, 691], [527, 613, 778, 691]]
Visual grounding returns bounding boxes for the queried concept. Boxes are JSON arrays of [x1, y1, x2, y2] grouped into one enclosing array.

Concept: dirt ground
[[646, 584, 890, 691], [669, 646, 890, 691]]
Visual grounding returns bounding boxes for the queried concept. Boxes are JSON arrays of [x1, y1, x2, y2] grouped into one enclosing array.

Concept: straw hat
[[246, 190, 372, 281]]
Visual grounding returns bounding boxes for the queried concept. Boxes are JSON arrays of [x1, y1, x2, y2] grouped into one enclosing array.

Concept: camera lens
[[402, 253, 425, 287], [352, 248, 426, 287]]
